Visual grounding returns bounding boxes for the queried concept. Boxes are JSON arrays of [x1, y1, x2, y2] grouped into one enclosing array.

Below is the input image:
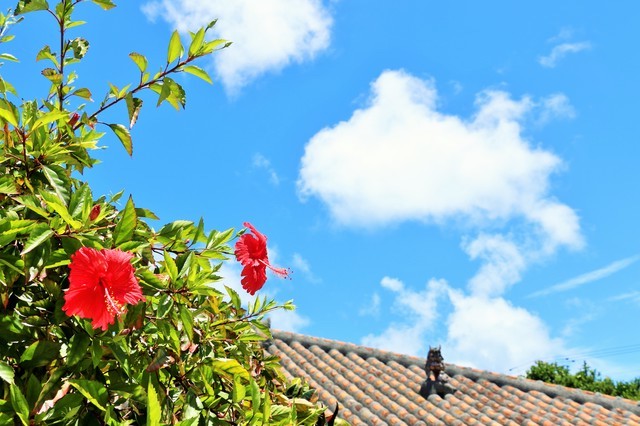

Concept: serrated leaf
[[232, 376, 246, 403], [157, 294, 174, 318], [41, 164, 70, 205], [69, 37, 89, 59], [182, 65, 212, 84], [156, 79, 172, 107], [91, 0, 115, 10], [0, 103, 18, 127], [31, 110, 68, 131], [69, 379, 107, 411], [113, 196, 136, 247], [129, 52, 147, 73], [210, 358, 251, 381], [36, 45, 58, 65], [15, 0, 49, 15], [201, 39, 228, 55], [147, 382, 161, 426], [21, 223, 54, 255], [188, 28, 205, 56], [125, 94, 143, 129], [66, 333, 90, 367], [19, 340, 60, 368], [136, 268, 167, 290], [167, 30, 183, 63], [0, 175, 18, 194], [163, 250, 178, 282], [179, 306, 194, 341], [108, 123, 133, 156], [10, 384, 29, 426], [41, 68, 63, 84], [40, 189, 82, 229], [71, 87, 92, 100], [0, 361, 14, 384]]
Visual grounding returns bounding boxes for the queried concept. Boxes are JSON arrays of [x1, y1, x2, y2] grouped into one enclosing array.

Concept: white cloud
[[529, 254, 640, 298], [608, 290, 640, 304], [360, 277, 447, 355], [298, 70, 583, 252], [538, 93, 576, 124], [361, 276, 566, 374], [291, 253, 320, 283], [142, 0, 332, 92], [463, 234, 526, 297], [253, 153, 280, 186], [359, 292, 381, 317], [268, 308, 310, 333], [444, 290, 566, 374], [538, 41, 591, 68]]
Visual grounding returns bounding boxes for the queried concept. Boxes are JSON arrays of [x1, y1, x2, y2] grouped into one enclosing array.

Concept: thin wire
[[508, 342, 640, 373]]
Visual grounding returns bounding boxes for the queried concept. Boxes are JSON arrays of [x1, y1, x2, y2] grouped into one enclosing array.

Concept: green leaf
[[182, 65, 212, 84], [20, 340, 61, 368], [0, 53, 18, 62], [15, 0, 49, 15], [147, 382, 161, 426], [0, 102, 18, 127], [69, 379, 108, 411], [41, 68, 63, 84], [31, 110, 68, 131], [10, 384, 29, 426], [210, 358, 250, 381], [69, 37, 89, 59], [91, 0, 116, 10], [157, 294, 174, 319], [108, 123, 133, 156], [40, 190, 82, 229], [0, 175, 18, 195], [36, 45, 58, 66], [66, 333, 90, 367], [129, 52, 148, 73], [163, 250, 178, 282], [21, 223, 54, 255], [188, 28, 205, 56], [0, 361, 14, 384], [179, 306, 194, 341], [156, 79, 172, 107], [113, 196, 137, 247], [41, 164, 70, 205], [232, 376, 246, 403], [71, 87, 92, 100], [125, 94, 143, 129], [167, 30, 183, 63], [137, 268, 167, 290]]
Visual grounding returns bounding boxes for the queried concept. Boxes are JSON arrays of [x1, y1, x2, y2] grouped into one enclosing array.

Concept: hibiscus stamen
[[258, 259, 291, 279], [103, 284, 125, 316]]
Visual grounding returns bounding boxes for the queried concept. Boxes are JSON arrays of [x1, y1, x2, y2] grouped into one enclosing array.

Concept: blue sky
[[6, 1, 640, 379]]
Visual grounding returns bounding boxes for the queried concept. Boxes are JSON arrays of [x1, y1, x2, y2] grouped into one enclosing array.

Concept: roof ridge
[[270, 329, 640, 416]]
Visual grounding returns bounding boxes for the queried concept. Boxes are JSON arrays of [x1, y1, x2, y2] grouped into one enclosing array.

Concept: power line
[[508, 342, 640, 373]]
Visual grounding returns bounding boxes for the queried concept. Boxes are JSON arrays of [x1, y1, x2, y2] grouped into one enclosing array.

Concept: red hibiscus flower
[[63, 247, 145, 331], [234, 222, 290, 295]]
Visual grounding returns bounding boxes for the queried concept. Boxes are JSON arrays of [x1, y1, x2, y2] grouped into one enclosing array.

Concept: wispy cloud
[[291, 253, 320, 283], [608, 290, 640, 304], [359, 292, 381, 317], [252, 153, 280, 185], [529, 254, 640, 298], [539, 41, 591, 68]]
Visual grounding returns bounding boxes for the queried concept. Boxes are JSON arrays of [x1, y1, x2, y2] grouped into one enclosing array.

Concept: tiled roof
[[265, 330, 640, 426]]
